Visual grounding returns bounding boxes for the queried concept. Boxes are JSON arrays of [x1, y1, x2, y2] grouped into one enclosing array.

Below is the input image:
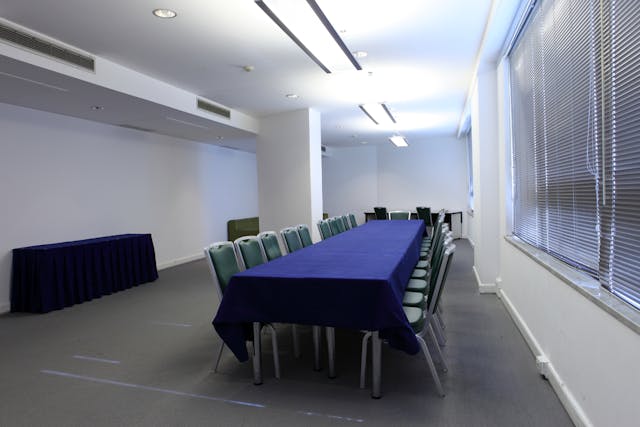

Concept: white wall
[[470, 69, 501, 290], [377, 136, 469, 215], [0, 102, 258, 312], [469, 58, 640, 426], [257, 109, 323, 242], [322, 146, 377, 224], [321, 137, 469, 228]]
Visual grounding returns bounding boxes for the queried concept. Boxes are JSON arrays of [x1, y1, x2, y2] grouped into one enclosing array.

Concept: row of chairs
[[317, 213, 358, 240], [204, 223, 317, 377], [373, 206, 435, 228], [361, 210, 455, 396]]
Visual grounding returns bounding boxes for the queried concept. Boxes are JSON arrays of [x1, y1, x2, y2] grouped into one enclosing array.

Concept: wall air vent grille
[[197, 99, 231, 119], [0, 22, 95, 71]]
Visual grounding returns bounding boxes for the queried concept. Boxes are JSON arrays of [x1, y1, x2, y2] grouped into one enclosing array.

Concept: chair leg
[[312, 325, 322, 371], [292, 324, 301, 358], [265, 324, 281, 379], [359, 332, 371, 389], [326, 327, 336, 379], [432, 316, 447, 347], [417, 335, 444, 397], [213, 341, 225, 373], [427, 324, 448, 372]]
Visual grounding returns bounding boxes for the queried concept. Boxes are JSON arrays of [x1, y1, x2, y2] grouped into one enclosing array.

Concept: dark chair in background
[[373, 207, 388, 220]]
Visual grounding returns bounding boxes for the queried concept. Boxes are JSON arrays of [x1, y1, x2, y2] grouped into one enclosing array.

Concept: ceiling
[[0, 0, 522, 151]]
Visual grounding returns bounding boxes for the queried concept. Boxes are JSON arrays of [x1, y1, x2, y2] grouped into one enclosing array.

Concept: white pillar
[[470, 69, 501, 293], [257, 109, 323, 242]]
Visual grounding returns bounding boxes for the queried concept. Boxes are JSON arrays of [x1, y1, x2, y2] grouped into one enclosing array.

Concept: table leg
[[326, 327, 336, 379], [312, 325, 321, 371], [371, 331, 382, 398], [252, 322, 262, 385]]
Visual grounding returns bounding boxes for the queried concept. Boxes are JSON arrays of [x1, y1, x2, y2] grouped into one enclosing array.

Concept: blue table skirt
[[213, 220, 424, 362], [11, 234, 158, 313]]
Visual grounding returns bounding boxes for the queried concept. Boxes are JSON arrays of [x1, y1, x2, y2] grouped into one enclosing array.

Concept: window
[[510, 0, 640, 310]]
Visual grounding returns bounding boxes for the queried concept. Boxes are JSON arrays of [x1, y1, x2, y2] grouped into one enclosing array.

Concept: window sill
[[504, 235, 640, 335]]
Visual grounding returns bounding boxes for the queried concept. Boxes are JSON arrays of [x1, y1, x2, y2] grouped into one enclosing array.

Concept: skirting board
[[157, 253, 204, 271], [498, 288, 592, 427], [472, 265, 498, 294]]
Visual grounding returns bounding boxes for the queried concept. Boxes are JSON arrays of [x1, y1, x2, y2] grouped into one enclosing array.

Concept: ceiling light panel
[[389, 135, 408, 147], [360, 103, 396, 125], [256, 0, 360, 73]]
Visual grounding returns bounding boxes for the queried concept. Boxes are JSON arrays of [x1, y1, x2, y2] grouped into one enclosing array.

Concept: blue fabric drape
[[213, 220, 423, 362], [11, 234, 158, 313]]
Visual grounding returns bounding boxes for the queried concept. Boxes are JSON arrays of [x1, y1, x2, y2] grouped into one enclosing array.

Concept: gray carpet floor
[[0, 240, 572, 426]]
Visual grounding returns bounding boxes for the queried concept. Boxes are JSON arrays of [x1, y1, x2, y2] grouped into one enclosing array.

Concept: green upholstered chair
[[341, 215, 351, 230], [361, 243, 456, 396], [317, 220, 332, 240], [257, 231, 284, 261], [204, 241, 280, 378], [373, 207, 388, 220], [328, 217, 342, 235], [348, 213, 358, 228], [389, 210, 411, 220], [335, 216, 347, 233], [296, 224, 314, 247], [280, 227, 304, 253], [234, 236, 267, 270], [416, 206, 433, 236]]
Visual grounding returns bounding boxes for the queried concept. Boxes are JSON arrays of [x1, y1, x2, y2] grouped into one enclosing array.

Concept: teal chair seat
[[403, 306, 426, 334], [412, 268, 427, 279], [407, 278, 428, 293], [416, 260, 430, 269], [403, 291, 426, 309]]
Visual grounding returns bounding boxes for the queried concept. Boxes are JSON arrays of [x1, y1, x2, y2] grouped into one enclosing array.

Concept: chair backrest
[[416, 206, 433, 227], [328, 217, 342, 235], [341, 215, 351, 230], [389, 210, 411, 220], [373, 207, 388, 220], [204, 241, 240, 299], [296, 224, 314, 247], [348, 213, 358, 228], [335, 216, 346, 233], [318, 220, 332, 240], [234, 236, 267, 270], [280, 227, 304, 253], [257, 231, 283, 261], [428, 243, 456, 316]]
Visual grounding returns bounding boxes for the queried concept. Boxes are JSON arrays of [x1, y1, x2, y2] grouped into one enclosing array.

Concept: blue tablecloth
[[11, 234, 158, 313], [213, 220, 424, 362]]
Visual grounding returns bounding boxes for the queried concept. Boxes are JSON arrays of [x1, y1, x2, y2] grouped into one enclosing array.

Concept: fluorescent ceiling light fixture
[[152, 8, 177, 18], [359, 103, 396, 125], [255, 0, 361, 73], [389, 136, 408, 147]]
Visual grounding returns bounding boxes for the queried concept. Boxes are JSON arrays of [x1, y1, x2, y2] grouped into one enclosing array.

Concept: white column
[[470, 69, 501, 293], [257, 109, 323, 242]]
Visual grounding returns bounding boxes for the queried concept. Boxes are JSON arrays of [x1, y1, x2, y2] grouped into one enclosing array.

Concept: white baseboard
[[157, 253, 204, 271], [472, 265, 498, 294], [0, 302, 10, 314], [468, 237, 476, 248], [499, 288, 592, 427]]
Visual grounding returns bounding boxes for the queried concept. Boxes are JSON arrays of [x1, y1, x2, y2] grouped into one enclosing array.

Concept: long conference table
[[213, 220, 424, 398]]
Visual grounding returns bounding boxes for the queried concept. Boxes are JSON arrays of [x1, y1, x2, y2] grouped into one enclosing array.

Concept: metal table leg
[[371, 331, 382, 398], [252, 322, 263, 385], [312, 325, 322, 371], [326, 327, 336, 379]]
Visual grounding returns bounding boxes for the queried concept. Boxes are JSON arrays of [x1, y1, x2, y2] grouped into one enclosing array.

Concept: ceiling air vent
[[197, 98, 231, 119], [0, 22, 95, 71]]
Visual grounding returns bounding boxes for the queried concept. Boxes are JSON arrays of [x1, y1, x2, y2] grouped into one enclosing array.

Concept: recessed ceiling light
[[285, 94, 299, 99], [360, 141, 368, 145], [152, 8, 177, 19], [352, 51, 368, 58], [90, 105, 103, 111], [389, 135, 408, 147]]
